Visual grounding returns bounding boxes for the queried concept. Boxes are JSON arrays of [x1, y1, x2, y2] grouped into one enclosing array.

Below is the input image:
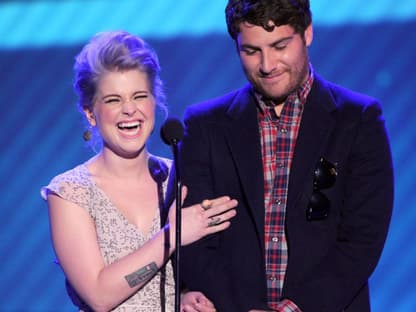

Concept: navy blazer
[[177, 74, 394, 312]]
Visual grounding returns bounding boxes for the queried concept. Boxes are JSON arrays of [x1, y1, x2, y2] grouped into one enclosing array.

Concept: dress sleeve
[[40, 166, 94, 216]]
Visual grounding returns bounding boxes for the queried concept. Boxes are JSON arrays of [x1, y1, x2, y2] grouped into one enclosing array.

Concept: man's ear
[[83, 108, 96, 126], [304, 23, 313, 47]]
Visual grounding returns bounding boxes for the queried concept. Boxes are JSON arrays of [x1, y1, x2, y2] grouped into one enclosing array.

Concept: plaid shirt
[[256, 68, 314, 311]]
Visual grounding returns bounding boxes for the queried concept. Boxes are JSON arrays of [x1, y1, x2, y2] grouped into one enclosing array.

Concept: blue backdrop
[[1, 1, 415, 311]]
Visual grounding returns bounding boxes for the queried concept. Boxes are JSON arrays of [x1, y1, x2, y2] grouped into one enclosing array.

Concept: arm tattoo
[[124, 262, 158, 288]]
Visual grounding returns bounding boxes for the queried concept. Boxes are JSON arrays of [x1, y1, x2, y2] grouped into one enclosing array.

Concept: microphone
[[160, 117, 184, 312], [160, 117, 184, 146]]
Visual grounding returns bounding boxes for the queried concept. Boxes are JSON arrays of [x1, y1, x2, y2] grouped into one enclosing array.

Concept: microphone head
[[160, 117, 184, 145]]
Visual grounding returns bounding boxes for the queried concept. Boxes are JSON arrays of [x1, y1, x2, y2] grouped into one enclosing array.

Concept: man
[[177, 1, 394, 311]]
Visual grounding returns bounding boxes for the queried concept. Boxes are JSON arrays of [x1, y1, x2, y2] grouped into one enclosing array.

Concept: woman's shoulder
[[40, 163, 92, 200]]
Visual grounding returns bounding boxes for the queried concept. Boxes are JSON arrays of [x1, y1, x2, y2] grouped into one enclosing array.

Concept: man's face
[[237, 22, 313, 104]]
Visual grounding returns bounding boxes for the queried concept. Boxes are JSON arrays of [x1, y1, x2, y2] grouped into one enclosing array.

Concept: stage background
[[0, 1, 415, 311]]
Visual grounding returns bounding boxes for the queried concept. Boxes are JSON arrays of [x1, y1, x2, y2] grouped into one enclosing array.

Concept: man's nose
[[260, 51, 276, 75]]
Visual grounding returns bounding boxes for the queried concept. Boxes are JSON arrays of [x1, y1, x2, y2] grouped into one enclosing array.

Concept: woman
[[41, 31, 237, 312]]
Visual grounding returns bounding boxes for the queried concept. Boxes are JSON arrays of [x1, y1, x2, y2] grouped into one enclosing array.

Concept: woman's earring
[[83, 127, 92, 141]]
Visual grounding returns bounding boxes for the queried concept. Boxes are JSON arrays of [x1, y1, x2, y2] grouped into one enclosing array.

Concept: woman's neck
[[88, 148, 150, 182]]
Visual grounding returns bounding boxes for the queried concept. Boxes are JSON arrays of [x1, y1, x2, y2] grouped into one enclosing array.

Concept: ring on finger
[[201, 199, 212, 210], [208, 216, 221, 227]]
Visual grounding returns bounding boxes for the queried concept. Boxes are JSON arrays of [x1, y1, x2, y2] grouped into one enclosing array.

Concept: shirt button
[[272, 236, 279, 243], [269, 276, 277, 281], [275, 199, 282, 205], [280, 127, 288, 133]]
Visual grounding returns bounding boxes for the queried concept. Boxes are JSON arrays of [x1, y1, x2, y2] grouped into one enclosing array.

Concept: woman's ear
[[83, 108, 96, 126]]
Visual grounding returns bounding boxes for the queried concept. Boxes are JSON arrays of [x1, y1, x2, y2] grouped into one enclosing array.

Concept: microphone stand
[[160, 117, 184, 312], [171, 139, 182, 312]]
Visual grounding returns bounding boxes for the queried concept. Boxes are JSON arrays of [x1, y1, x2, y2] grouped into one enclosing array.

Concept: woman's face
[[85, 69, 155, 158]]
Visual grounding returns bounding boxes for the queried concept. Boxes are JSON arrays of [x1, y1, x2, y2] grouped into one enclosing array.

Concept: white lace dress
[[41, 159, 175, 312]]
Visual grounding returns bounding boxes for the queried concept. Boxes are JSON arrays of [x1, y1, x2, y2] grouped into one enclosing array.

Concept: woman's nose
[[121, 100, 137, 115]]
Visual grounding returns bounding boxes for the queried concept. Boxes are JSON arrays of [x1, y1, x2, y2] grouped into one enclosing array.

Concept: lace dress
[[41, 159, 175, 312]]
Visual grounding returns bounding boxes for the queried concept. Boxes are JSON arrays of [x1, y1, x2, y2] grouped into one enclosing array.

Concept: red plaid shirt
[[256, 68, 314, 311]]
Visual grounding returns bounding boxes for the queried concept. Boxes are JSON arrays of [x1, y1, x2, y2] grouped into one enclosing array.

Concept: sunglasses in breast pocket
[[306, 157, 337, 221]]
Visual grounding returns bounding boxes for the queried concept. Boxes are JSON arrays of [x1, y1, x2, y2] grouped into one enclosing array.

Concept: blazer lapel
[[220, 77, 337, 243], [288, 76, 337, 212], [224, 85, 266, 246]]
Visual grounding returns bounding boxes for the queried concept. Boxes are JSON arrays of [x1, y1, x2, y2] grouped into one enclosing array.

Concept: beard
[[247, 54, 310, 104]]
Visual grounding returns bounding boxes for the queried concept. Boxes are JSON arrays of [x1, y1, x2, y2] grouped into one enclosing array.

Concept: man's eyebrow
[[269, 35, 295, 46], [239, 43, 259, 50], [239, 34, 295, 49]]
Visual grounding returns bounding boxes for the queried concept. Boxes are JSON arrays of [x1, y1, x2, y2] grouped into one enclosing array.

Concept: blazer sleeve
[[177, 107, 228, 296], [177, 105, 268, 310]]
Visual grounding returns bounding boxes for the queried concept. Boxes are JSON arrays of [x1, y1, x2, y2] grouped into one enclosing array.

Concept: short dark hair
[[225, 0, 312, 40]]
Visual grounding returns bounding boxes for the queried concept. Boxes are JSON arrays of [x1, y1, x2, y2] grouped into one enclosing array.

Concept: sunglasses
[[306, 157, 337, 221]]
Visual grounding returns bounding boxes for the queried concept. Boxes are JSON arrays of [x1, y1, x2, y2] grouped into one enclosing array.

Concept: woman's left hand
[[181, 291, 216, 312]]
